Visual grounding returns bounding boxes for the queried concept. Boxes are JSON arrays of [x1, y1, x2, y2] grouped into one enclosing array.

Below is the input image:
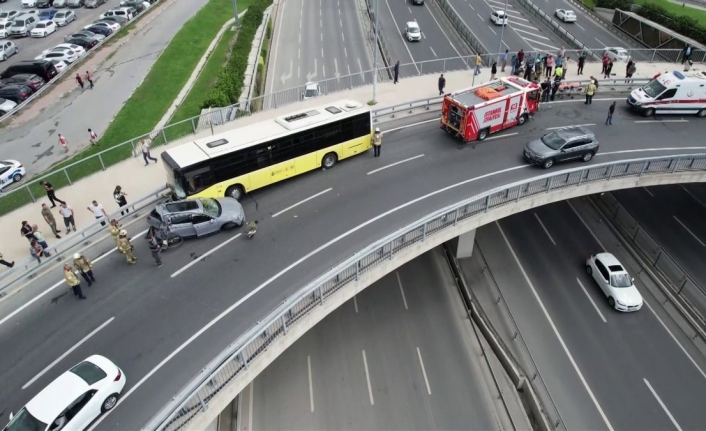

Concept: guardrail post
[[238, 352, 248, 369], [196, 393, 207, 412], [607, 164, 615, 180], [318, 286, 324, 305], [443, 58, 446, 71], [578, 169, 585, 185], [516, 185, 524, 202], [282, 314, 288, 334], [355, 261, 360, 280], [670, 157, 681, 173], [422, 222, 428, 241], [98, 154, 106, 171], [640, 160, 649, 175], [453, 208, 459, 226], [161, 129, 168, 145], [26, 185, 37, 203], [63, 168, 72, 186], [547, 176, 554, 192], [389, 239, 394, 259], [191, 118, 197, 134], [484, 195, 490, 212]]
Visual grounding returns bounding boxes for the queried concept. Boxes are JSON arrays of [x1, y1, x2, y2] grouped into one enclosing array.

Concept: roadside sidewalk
[[0, 60, 677, 268]]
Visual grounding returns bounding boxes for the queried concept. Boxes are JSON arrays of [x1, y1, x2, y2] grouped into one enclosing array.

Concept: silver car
[[0, 97, 18, 116], [85, 0, 108, 7], [0, 41, 18, 61], [523, 126, 599, 169], [67, 0, 84, 8], [53, 0, 68, 7], [147, 197, 245, 238], [53, 10, 76, 26]]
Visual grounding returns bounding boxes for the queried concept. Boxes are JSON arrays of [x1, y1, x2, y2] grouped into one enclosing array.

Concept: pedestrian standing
[[88, 128, 99, 146], [87, 200, 108, 226], [113, 185, 129, 216], [21, 221, 35, 243], [682, 44, 692, 64], [32, 225, 50, 249], [58, 134, 69, 153], [540, 78, 551, 102], [41, 203, 62, 238], [372, 128, 382, 158], [545, 55, 554, 78], [109, 219, 122, 245], [601, 53, 610, 75], [141, 139, 158, 165], [85, 70, 94, 88], [40, 180, 65, 207], [554, 65, 563, 81], [523, 55, 533, 80], [64, 264, 86, 299], [606, 102, 616, 125], [626, 62, 636, 83], [0, 252, 14, 268], [474, 53, 482, 76], [557, 46, 565, 60], [394, 60, 400, 84], [577, 52, 586, 75], [59, 202, 77, 232], [501, 49, 508, 72], [550, 79, 560, 101], [75, 73, 84, 89], [604, 60, 613, 79], [517, 49, 524, 65], [117, 230, 137, 265], [585, 80, 597, 105], [146, 234, 163, 268], [73, 253, 96, 286], [491, 61, 497, 80], [438, 73, 446, 95]]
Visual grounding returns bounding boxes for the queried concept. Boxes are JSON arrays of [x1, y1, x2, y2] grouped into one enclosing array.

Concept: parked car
[[21, 0, 39, 7], [0, 83, 32, 103], [35, 48, 77, 63], [490, 10, 508, 25], [0, 22, 11, 38], [0, 97, 17, 116], [30, 19, 56, 36], [66, 36, 97, 50], [405, 21, 420, 42], [1, 60, 57, 81], [84, 24, 111, 36], [0, 10, 20, 24], [52, 42, 85, 56], [586, 253, 643, 312], [555, 9, 577, 22], [3, 355, 126, 431], [0, 159, 26, 187], [8, 13, 38, 37], [0, 73, 44, 91], [0, 40, 17, 61], [89, 20, 120, 31], [147, 197, 245, 238], [604, 47, 629, 62], [84, 0, 107, 7], [64, 29, 103, 42], [125, 1, 144, 12], [99, 7, 134, 20], [49, 58, 67, 72], [37, 8, 58, 19], [52, 9, 75, 25], [36, 0, 54, 8], [523, 126, 598, 169], [67, 0, 84, 7], [97, 15, 127, 25], [53, 0, 68, 7]]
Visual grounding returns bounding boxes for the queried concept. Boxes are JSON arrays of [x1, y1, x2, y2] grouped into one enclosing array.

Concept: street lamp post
[[372, 0, 379, 103], [495, 0, 509, 68], [233, 0, 241, 28]]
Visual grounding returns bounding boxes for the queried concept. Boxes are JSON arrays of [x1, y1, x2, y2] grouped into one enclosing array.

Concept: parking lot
[[0, 0, 123, 69]]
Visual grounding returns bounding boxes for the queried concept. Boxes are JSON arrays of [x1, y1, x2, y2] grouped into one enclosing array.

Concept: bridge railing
[[143, 153, 706, 431]]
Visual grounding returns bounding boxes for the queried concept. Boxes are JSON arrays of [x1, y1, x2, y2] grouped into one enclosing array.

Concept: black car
[[123, 1, 144, 12], [0, 84, 33, 104], [65, 37, 98, 50], [85, 25, 112, 36], [0, 74, 45, 92], [36, 0, 54, 7]]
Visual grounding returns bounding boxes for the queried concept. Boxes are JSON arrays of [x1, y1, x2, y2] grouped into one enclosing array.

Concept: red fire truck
[[440, 76, 540, 142]]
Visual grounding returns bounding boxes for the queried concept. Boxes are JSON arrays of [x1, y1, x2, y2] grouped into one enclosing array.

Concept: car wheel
[[542, 158, 554, 169], [477, 128, 489, 141], [1, 54, 5, 61], [101, 393, 119, 412], [225, 184, 244, 201], [582, 151, 594, 162], [322, 152, 337, 169], [586, 265, 592, 275], [12, 173, 23, 182], [222, 222, 237, 230], [44, 31, 47, 36], [608, 297, 616, 309]]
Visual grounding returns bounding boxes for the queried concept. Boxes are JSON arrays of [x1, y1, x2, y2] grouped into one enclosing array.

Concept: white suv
[[405, 21, 421, 42], [490, 10, 508, 25]]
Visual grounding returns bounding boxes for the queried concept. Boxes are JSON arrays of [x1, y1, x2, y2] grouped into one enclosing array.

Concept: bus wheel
[[322, 153, 338, 169], [642, 108, 655, 117], [697, 109, 706, 118], [226, 185, 244, 201], [477, 128, 489, 141]]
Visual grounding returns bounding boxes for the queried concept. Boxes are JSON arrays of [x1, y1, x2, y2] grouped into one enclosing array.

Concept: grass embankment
[[578, 0, 597, 9], [634, 0, 706, 27]]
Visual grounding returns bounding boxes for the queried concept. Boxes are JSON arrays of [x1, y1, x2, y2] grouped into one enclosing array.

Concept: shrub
[[634, 2, 706, 45], [596, 0, 633, 9]]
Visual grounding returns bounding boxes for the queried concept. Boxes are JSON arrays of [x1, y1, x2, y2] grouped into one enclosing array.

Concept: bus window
[[184, 166, 214, 194]]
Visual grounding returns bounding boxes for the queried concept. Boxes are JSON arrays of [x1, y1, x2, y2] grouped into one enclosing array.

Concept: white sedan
[[30, 20, 57, 37], [86, 20, 120, 32], [53, 43, 86, 57], [35, 49, 78, 63], [586, 253, 643, 312], [0, 159, 25, 190], [0, 98, 18, 116], [5, 355, 126, 431], [604, 47, 629, 62], [50, 58, 68, 73], [555, 9, 577, 23]]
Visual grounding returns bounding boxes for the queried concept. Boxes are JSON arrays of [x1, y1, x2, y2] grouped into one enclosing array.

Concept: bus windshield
[[642, 79, 667, 98]]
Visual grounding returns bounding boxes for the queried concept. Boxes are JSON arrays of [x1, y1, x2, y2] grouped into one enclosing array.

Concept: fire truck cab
[[440, 76, 540, 142]]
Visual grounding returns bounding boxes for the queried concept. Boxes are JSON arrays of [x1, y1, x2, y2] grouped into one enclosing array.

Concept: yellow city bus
[[161, 100, 373, 201]]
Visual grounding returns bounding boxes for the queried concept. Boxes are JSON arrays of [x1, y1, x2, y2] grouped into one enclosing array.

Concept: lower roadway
[[246, 249, 502, 430], [1, 98, 705, 431]]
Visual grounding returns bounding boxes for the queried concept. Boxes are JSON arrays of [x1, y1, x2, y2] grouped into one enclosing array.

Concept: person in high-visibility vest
[[585, 80, 597, 105], [64, 264, 86, 300]]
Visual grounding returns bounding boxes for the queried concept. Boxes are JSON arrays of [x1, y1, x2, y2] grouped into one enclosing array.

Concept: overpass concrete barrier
[[143, 153, 706, 431]]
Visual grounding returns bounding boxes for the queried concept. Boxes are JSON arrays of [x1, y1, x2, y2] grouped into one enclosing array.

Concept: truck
[[627, 70, 706, 117], [440, 76, 540, 142]]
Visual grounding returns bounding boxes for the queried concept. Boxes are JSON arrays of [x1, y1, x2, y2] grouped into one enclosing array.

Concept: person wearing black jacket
[[577, 53, 586, 75], [540, 78, 551, 102], [113, 185, 129, 216]]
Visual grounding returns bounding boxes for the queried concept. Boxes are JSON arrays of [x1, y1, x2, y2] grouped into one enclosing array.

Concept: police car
[[0, 159, 25, 191]]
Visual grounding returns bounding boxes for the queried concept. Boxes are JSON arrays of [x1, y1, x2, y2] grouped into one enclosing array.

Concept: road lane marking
[[533, 213, 556, 245], [634, 120, 689, 123], [680, 185, 706, 211], [383, 119, 438, 134], [362, 350, 375, 405], [485, 132, 518, 141], [308, 355, 315, 412], [396, 271, 409, 310], [488, 26, 496, 35], [495, 221, 615, 431], [547, 123, 595, 130], [367, 154, 425, 176], [353, 295, 359, 313], [23, 317, 115, 389], [511, 21, 539, 30], [0, 228, 149, 329], [469, 3, 474, 10], [595, 37, 606, 46], [514, 28, 551, 40], [171, 234, 242, 278], [429, 46, 437, 57], [643, 187, 654, 197], [644, 378, 683, 431], [416, 347, 432, 395], [383, 0, 419, 74], [272, 188, 332, 217], [597, 146, 706, 157], [576, 23, 586, 31], [576, 278, 607, 323], [673, 216, 705, 246], [477, 13, 483, 20]]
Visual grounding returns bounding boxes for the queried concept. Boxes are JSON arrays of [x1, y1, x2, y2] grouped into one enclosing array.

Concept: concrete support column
[[449, 229, 476, 259]]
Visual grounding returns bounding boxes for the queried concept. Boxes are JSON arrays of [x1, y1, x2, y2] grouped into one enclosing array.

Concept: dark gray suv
[[523, 126, 599, 169]]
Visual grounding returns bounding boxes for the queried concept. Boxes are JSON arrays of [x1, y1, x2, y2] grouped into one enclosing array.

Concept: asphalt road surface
[[475, 199, 706, 430], [0, 0, 206, 177], [249, 249, 501, 430], [612, 184, 706, 290], [1, 99, 705, 431]]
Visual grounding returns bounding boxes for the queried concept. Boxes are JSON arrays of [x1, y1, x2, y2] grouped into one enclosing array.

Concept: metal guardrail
[[0, 186, 168, 296], [0, 0, 163, 124], [143, 153, 706, 431]]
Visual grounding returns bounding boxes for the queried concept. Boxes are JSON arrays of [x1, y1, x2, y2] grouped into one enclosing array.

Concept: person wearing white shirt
[[87, 200, 108, 226], [59, 202, 76, 232]]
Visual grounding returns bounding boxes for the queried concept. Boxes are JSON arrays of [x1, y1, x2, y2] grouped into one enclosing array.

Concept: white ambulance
[[627, 70, 706, 117]]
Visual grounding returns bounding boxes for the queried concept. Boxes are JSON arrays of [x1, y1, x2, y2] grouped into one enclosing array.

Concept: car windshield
[[305, 88, 317, 97], [200, 198, 222, 217], [409, 24, 419, 32], [610, 273, 632, 288], [641, 79, 667, 98], [70, 361, 107, 385], [540, 131, 565, 150], [3, 407, 48, 431]]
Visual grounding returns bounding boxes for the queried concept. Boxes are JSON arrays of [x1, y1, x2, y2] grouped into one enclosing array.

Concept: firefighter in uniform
[[64, 264, 86, 299], [73, 253, 96, 286], [108, 219, 121, 245], [117, 229, 137, 264]]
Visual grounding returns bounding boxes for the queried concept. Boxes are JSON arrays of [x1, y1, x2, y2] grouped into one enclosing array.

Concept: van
[[9, 14, 38, 37], [627, 70, 706, 117], [1, 60, 58, 82]]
